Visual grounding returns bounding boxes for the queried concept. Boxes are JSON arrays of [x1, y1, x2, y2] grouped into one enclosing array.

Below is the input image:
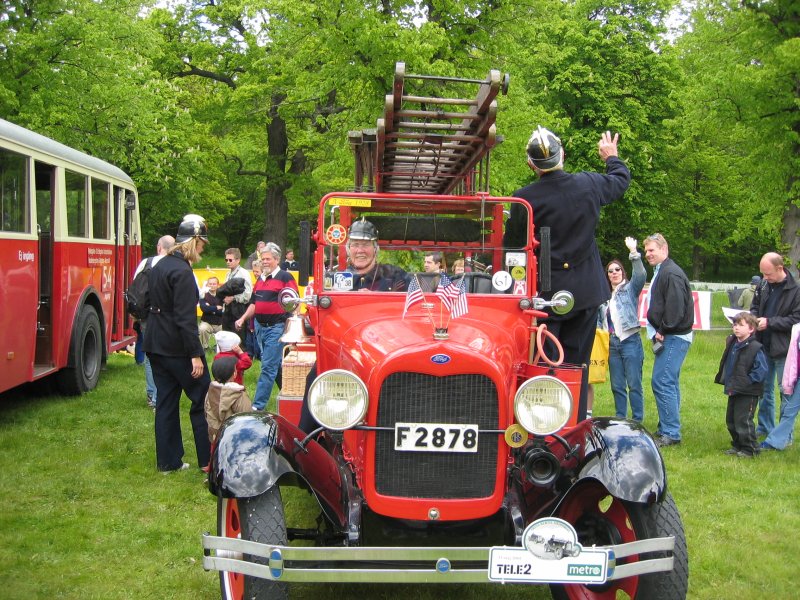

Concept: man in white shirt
[[222, 247, 252, 346], [133, 235, 174, 409]]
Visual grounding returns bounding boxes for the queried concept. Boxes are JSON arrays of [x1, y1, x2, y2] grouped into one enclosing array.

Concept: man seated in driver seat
[[344, 218, 408, 292]]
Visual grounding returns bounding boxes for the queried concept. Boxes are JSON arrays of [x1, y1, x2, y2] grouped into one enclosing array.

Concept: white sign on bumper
[[488, 546, 609, 584]]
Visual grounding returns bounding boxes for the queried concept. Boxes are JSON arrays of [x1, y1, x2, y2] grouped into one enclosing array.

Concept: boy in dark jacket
[[715, 312, 768, 457]]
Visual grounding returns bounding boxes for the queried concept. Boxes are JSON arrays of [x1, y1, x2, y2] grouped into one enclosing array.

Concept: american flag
[[437, 273, 453, 311], [449, 275, 469, 319], [402, 275, 424, 318]]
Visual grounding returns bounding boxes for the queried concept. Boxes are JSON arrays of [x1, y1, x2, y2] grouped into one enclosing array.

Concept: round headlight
[[307, 369, 368, 430], [514, 375, 572, 436]]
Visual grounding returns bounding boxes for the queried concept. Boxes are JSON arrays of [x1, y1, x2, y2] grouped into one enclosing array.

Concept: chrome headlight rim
[[307, 369, 368, 431], [514, 375, 573, 436]]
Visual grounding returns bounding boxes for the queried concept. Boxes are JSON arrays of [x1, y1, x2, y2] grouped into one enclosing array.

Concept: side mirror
[[532, 290, 574, 315], [279, 288, 304, 313], [549, 291, 574, 315]]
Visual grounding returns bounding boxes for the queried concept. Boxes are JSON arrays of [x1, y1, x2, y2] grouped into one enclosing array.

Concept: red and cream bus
[[0, 118, 141, 394]]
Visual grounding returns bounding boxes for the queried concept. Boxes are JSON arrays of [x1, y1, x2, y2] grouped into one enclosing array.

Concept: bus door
[[34, 161, 55, 368], [112, 186, 135, 339]]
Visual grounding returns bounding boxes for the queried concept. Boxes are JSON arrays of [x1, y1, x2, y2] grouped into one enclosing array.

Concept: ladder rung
[[401, 95, 477, 106], [395, 109, 480, 121]]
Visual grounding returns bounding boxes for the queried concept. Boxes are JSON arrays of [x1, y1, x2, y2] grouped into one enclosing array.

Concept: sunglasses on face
[[225, 258, 235, 262], [607, 267, 622, 273]]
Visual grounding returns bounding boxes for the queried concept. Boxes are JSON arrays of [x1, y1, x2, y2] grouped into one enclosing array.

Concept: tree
[[675, 0, 800, 273], [0, 0, 234, 249]]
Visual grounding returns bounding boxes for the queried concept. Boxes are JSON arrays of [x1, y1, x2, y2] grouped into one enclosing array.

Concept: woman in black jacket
[[143, 214, 211, 473]]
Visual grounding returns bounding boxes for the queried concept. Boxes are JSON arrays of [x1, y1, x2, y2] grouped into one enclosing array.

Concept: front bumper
[[202, 534, 675, 584]]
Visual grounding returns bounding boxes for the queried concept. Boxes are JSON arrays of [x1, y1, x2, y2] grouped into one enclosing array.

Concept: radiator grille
[[374, 372, 499, 499]]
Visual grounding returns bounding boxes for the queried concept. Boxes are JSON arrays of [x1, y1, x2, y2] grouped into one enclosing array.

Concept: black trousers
[[726, 393, 758, 455], [541, 306, 597, 420], [149, 353, 211, 471], [298, 364, 319, 434]]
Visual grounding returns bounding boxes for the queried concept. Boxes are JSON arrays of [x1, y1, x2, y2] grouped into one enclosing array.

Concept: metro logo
[[567, 564, 603, 577]]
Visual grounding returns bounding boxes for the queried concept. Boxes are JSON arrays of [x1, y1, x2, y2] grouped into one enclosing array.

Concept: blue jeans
[[138, 326, 156, 404], [135, 330, 146, 364], [253, 321, 285, 410], [144, 355, 157, 404], [609, 332, 645, 421], [651, 335, 691, 440], [763, 381, 800, 449], [757, 355, 785, 437]]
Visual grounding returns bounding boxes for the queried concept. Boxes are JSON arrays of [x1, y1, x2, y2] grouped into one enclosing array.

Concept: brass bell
[[280, 315, 310, 344]]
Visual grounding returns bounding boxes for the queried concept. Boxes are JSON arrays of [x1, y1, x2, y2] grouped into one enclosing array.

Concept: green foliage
[[1, 0, 794, 278], [669, 0, 800, 271]]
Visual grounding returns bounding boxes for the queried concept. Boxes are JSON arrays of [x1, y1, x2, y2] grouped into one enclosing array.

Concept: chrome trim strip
[[201, 534, 676, 584]]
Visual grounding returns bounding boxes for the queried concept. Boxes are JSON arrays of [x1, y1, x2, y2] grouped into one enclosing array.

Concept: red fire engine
[[202, 64, 688, 600]]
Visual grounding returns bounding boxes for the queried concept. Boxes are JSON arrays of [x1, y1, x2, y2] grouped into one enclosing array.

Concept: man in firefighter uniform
[[504, 127, 631, 416]]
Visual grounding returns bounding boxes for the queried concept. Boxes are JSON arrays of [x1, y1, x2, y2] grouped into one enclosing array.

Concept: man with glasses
[[644, 233, 694, 447], [221, 248, 252, 345]]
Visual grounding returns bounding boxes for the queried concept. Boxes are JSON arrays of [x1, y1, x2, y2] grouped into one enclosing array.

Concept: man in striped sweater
[[236, 242, 298, 410]]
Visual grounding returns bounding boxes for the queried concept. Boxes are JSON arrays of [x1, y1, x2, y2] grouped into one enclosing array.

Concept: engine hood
[[316, 301, 530, 387]]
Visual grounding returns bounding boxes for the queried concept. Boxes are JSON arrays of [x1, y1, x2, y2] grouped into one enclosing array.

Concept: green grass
[[1, 329, 799, 599]]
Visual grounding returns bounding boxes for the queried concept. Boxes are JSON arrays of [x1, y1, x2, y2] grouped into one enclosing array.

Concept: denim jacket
[[609, 252, 647, 335]]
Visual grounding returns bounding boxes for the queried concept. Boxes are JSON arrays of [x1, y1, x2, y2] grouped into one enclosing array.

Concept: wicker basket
[[281, 347, 315, 396]]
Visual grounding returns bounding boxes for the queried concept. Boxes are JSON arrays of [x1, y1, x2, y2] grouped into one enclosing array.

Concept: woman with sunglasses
[[606, 237, 647, 422]]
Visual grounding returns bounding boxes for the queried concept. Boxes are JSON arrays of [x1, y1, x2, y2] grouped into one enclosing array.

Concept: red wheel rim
[[556, 482, 639, 600], [221, 498, 244, 600]]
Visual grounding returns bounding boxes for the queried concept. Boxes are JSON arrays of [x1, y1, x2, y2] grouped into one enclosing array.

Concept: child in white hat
[[212, 330, 253, 386]]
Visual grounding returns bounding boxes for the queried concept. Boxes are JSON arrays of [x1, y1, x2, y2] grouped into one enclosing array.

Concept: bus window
[[0, 148, 29, 233], [65, 170, 88, 237], [35, 162, 54, 233], [91, 179, 110, 239]]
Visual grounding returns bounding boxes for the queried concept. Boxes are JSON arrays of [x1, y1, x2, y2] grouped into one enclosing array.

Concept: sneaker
[[759, 442, 778, 451], [161, 463, 190, 474], [655, 435, 681, 448], [723, 448, 739, 455], [736, 451, 755, 459]]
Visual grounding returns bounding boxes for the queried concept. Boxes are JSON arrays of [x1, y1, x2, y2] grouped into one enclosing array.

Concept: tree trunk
[[263, 95, 289, 252], [780, 136, 800, 278]]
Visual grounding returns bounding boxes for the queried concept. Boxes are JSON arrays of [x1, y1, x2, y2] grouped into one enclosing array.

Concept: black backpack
[[125, 256, 154, 320]]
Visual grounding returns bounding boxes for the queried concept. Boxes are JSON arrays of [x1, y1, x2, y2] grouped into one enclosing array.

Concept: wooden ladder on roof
[[349, 62, 509, 195]]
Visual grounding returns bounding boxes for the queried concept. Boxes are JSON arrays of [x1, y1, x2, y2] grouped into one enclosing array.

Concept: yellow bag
[[589, 328, 610, 384]]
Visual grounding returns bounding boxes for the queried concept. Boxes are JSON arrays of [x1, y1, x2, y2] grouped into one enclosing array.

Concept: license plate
[[394, 422, 479, 453]]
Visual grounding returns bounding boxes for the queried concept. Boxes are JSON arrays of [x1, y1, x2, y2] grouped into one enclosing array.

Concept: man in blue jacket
[[504, 127, 631, 417]]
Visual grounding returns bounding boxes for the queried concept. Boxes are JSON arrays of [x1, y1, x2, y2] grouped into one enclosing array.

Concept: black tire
[[550, 483, 688, 600], [56, 305, 102, 395], [218, 488, 289, 600]]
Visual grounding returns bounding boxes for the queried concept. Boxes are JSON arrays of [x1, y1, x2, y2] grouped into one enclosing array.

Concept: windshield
[[315, 193, 534, 296]]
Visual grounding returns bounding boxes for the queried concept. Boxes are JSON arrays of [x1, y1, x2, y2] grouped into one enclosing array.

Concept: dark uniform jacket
[[142, 252, 204, 358], [750, 272, 800, 358], [503, 157, 631, 311], [715, 335, 766, 396], [646, 258, 694, 336], [351, 264, 408, 291]]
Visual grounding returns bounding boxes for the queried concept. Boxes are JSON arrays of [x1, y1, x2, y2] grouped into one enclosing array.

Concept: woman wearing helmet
[[143, 214, 212, 473]]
